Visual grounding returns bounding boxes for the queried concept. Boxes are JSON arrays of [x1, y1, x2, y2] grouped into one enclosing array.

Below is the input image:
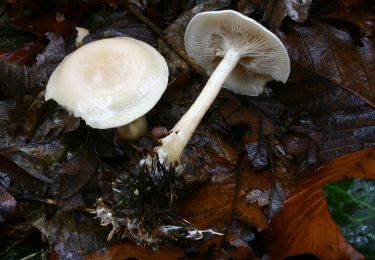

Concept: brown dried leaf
[[86, 243, 185, 260], [0, 33, 65, 99], [193, 233, 254, 259], [338, 0, 362, 8], [181, 167, 270, 232], [82, 11, 157, 47], [278, 19, 375, 108], [0, 153, 47, 197], [0, 92, 80, 194], [55, 139, 100, 210], [272, 62, 375, 161], [34, 211, 108, 259], [14, 5, 80, 37], [180, 125, 239, 182], [270, 147, 375, 259], [219, 93, 281, 143], [325, 0, 375, 38]]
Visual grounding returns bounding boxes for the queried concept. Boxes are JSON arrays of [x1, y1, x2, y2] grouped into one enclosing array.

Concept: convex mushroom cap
[[185, 10, 290, 95], [45, 37, 169, 129]]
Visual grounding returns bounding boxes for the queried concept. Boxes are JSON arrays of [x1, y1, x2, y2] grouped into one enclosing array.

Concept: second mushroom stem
[[156, 49, 240, 164]]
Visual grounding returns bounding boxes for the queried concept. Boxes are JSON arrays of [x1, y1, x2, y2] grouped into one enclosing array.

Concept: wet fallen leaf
[[54, 138, 100, 210], [325, 0, 375, 38], [0, 153, 47, 198], [82, 11, 157, 47], [0, 27, 41, 64], [176, 124, 239, 182], [0, 42, 46, 64], [191, 232, 254, 260], [0, 33, 65, 99], [0, 93, 80, 195], [181, 166, 270, 232], [12, 3, 82, 37], [278, 19, 375, 108], [270, 146, 375, 259], [34, 211, 108, 259], [272, 62, 375, 161], [219, 93, 281, 143], [224, 221, 256, 259]]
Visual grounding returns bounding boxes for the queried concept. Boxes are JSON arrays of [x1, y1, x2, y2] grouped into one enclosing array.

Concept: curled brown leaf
[[270, 147, 375, 259]]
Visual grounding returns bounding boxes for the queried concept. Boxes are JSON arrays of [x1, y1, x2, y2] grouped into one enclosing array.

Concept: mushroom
[[45, 37, 169, 141], [154, 10, 290, 165]]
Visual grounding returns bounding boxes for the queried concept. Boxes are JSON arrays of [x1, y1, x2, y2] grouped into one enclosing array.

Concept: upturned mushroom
[[154, 10, 290, 165], [45, 37, 169, 141]]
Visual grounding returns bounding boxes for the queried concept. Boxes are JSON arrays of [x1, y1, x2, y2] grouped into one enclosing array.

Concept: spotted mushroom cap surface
[[184, 10, 290, 96], [45, 37, 169, 129]]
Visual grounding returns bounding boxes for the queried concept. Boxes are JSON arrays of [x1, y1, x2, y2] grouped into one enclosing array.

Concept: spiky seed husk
[[97, 156, 192, 247]]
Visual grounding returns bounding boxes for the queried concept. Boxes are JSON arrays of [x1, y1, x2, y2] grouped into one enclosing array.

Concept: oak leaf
[[270, 147, 375, 259]]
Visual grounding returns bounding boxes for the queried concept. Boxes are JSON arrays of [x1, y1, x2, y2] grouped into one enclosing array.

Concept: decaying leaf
[[82, 11, 157, 47], [181, 164, 271, 233], [272, 62, 375, 162], [34, 211, 108, 259], [0, 92, 80, 191], [0, 27, 40, 63], [270, 147, 375, 259], [278, 19, 375, 108], [179, 165, 271, 259], [0, 33, 65, 99], [324, 0, 375, 38], [54, 138, 100, 210], [10, 1, 82, 37], [188, 223, 255, 259], [0, 152, 48, 198]]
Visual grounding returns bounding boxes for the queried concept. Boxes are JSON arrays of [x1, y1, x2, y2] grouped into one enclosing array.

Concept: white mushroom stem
[[156, 49, 240, 164]]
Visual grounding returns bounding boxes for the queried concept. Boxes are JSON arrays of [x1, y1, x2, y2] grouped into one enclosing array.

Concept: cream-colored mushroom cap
[[184, 10, 290, 95], [45, 37, 169, 129]]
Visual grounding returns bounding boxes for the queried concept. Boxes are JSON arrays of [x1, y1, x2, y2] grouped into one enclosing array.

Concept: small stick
[[124, 2, 206, 76]]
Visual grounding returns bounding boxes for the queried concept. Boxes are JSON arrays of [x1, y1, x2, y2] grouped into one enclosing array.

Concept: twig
[[124, 2, 206, 76]]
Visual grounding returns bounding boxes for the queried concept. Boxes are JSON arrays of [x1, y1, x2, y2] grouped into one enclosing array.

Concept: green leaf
[[324, 178, 375, 259]]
